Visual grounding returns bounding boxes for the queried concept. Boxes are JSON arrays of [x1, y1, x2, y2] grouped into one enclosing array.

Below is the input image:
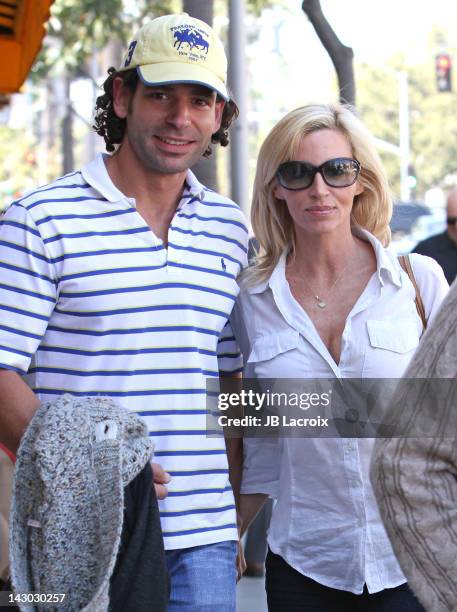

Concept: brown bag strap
[[398, 254, 427, 331]]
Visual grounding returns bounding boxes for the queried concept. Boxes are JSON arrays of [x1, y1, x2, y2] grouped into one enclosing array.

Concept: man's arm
[[225, 435, 247, 580], [0, 203, 59, 455], [0, 369, 40, 454], [0, 369, 172, 501], [220, 370, 246, 578], [222, 370, 244, 508], [239, 493, 268, 537], [225, 436, 242, 514], [224, 431, 268, 536]]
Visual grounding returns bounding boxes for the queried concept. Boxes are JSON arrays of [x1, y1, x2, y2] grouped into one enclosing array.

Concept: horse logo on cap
[[173, 28, 209, 54]]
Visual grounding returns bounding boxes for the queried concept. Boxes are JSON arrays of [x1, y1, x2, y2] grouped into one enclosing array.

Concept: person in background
[[412, 187, 457, 284], [0, 13, 247, 611], [230, 103, 448, 611]]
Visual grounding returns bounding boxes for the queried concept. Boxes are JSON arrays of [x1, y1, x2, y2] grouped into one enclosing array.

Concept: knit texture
[[371, 281, 457, 612], [9, 394, 154, 612]]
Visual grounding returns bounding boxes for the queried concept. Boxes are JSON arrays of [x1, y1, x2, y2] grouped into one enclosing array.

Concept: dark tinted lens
[[277, 162, 315, 189], [447, 217, 457, 226], [322, 158, 359, 187]]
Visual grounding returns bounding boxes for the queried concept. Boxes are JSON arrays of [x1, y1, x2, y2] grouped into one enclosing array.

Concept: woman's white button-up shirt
[[231, 230, 449, 594]]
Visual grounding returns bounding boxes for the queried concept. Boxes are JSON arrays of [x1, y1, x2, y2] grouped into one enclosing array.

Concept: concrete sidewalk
[[237, 575, 267, 611]]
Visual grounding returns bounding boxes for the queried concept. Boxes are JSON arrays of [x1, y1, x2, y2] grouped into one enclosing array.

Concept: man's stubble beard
[[129, 127, 211, 176]]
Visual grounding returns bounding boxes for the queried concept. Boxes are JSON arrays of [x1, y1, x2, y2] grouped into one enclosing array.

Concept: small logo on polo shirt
[[221, 258, 226, 272]]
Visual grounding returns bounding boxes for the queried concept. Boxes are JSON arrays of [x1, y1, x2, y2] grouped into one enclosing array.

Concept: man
[[412, 187, 457, 284], [0, 14, 247, 610], [371, 281, 457, 612]]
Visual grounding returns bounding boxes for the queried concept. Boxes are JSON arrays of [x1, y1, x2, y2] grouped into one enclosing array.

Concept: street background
[[2, 0, 457, 251]]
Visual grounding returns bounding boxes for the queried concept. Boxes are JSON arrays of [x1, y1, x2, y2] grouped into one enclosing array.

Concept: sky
[[247, 0, 457, 126], [8, 1, 457, 133], [5, 0, 457, 204], [239, 0, 457, 206], [321, 0, 457, 62]]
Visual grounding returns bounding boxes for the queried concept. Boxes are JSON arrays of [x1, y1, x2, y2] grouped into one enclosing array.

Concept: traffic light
[[436, 54, 452, 92]]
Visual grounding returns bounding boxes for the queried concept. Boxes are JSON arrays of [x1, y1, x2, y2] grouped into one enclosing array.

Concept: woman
[[232, 104, 448, 611]]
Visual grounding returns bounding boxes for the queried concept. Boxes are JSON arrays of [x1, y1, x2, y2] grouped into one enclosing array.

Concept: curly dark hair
[[93, 67, 239, 157]]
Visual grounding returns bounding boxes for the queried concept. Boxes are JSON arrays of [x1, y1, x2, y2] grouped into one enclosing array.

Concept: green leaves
[[357, 41, 457, 198], [32, 0, 176, 79]]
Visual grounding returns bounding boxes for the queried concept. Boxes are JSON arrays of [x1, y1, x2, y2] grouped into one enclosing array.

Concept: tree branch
[[302, 0, 355, 106]]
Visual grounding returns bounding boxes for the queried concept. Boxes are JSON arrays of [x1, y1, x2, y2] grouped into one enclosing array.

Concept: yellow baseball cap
[[118, 13, 229, 100]]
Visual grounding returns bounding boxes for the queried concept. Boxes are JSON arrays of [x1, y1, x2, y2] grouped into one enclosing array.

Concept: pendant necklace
[[290, 259, 353, 309], [315, 295, 327, 309]]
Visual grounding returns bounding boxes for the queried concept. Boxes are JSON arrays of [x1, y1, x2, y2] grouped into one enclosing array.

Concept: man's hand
[[151, 461, 171, 500], [236, 538, 246, 581]]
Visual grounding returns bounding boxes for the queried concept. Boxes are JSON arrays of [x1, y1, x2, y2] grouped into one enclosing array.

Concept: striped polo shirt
[[0, 153, 248, 549]]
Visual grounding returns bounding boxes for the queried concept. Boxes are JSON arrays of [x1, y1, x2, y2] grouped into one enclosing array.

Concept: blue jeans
[[166, 541, 237, 611]]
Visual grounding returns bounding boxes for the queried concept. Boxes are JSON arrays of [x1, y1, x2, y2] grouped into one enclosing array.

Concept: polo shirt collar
[[80, 153, 206, 204], [183, 169, 206, 201], [247, 227, 402, 295], [81, 153, 125, 203]]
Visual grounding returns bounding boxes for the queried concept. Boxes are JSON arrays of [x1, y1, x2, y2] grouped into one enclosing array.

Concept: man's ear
[[112, 77, 132, 119], [213, 99, 225, 132]]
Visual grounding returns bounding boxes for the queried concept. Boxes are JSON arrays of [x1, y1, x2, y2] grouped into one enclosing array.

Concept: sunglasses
[[276, 157, 361, 191], [447, 217, 457, 226]]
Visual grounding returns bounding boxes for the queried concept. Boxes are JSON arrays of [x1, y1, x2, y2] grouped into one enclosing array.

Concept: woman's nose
[[308, 170, 329, 195]]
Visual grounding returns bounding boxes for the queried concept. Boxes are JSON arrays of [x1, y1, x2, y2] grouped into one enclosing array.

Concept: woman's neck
[[288, 231, 360, 277]]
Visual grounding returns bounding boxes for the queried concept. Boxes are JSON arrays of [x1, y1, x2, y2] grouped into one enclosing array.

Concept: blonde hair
[[248, 103, 393, 286]]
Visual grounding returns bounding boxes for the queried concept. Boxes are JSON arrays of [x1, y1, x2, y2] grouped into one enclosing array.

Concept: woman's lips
[[306, 206, 335, 216]]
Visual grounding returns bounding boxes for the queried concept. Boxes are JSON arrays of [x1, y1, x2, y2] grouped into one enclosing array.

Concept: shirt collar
[[80, 153, 206, 204], [80, 153, 125, 203], [246, 253, 286, 295], [353, 226, 402, 287], [183, 169, 206, 201], [246, 227, 402, 295]]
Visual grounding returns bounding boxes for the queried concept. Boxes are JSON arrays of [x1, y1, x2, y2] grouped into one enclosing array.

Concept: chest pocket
[[363, 319, 420, 377], [246, 330, 300, 378]]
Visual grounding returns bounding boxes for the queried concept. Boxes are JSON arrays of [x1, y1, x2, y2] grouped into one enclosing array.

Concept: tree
[[0, 126, 42, 202], [182, 0, 218, 190], [301, 0, 355, 106], [182, 0, 275, 191], [32, 0, 176, 175], [357, 39, 457, 199], [17, 0, 274, 187], [299, 7, 457, 198], [34, 0, 176, 76]]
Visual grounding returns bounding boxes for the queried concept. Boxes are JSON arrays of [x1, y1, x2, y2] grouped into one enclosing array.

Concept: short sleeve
[[217, 319, 243, 375], [0, 203, 57, 373]]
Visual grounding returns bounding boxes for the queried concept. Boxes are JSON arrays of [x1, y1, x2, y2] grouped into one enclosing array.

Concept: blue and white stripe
[[0, 153, 248, 549]]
